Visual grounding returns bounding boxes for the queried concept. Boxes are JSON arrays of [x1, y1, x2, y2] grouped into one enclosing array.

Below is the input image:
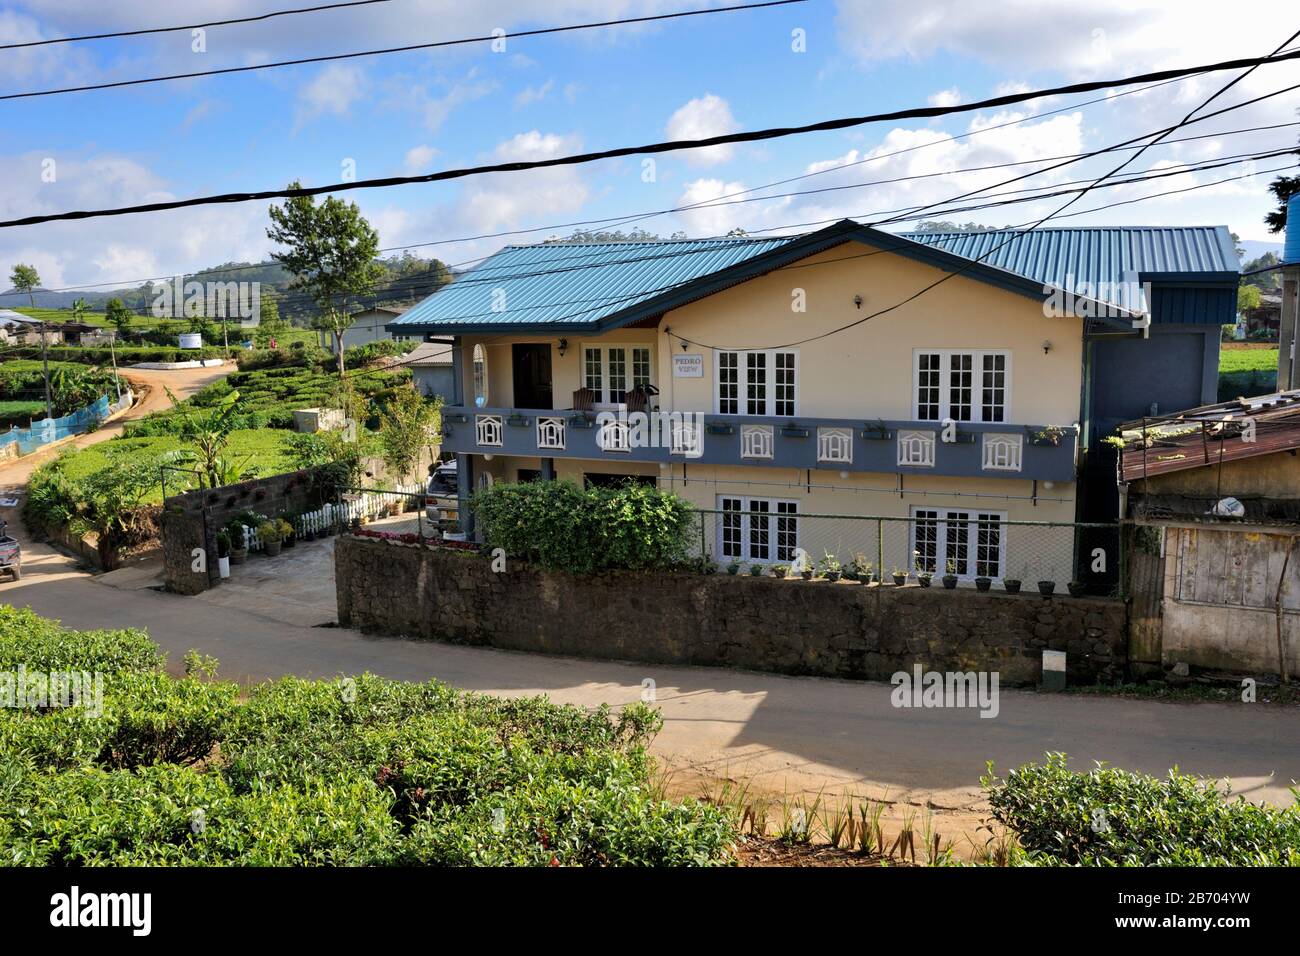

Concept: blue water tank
[[1286, 194, 1300, 264]]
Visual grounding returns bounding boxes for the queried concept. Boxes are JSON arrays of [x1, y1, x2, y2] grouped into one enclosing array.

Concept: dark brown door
[[512, 344, 553, 409]]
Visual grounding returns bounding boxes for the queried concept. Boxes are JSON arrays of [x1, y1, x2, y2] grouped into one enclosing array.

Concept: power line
[[0, 0, 398, 50], [5, 46, 1300, 230], [0, 0, 806, 102], [676, 31, 1300, 353]]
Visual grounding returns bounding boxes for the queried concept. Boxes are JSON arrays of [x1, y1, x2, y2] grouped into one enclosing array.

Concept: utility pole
[[38, 322, 53, 421], [108, 328, 121, 402]]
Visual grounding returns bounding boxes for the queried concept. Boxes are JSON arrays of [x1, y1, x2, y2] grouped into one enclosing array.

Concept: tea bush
[[472, 479, 695, 573], [0, 611, 734, 866], [985, 752, 1300, 865]]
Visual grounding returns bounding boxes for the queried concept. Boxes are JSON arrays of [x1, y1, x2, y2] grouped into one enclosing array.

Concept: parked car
[[425, 461, 458, 523], [0, 520, 21, 581]]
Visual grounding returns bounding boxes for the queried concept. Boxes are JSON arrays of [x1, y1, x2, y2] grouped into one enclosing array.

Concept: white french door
[[718, 495, 799, 563], [911, 507, 1006, 578]]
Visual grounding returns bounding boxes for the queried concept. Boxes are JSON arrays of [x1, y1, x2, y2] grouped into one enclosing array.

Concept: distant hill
[[0, 254, 451, 323], [1240, 239, 1284, 262]]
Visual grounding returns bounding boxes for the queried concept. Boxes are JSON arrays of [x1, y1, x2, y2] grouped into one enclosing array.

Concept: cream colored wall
[[658, 241, 1083, 424], [458, 240, 1083, 425], [460, 329, 657, 411]]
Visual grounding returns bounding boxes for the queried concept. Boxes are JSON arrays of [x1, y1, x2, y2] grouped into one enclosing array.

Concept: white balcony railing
[[817, 426, 853, 464], [536, 416, 566, 450], [597, 419, 630, 452], [475, 414, 503, 447], [741, 424, 773, 459], [981, 433, 1023, 471], [897, 429, 935, 467]]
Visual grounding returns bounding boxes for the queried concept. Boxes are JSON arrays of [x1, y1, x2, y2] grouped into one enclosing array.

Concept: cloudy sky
[[1, 0, 1297, 294]]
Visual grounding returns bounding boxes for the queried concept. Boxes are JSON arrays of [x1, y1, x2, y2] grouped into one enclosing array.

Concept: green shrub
[[985, 752, 1300, 866], [0, 606, 161, 675], [472, 480, 695, 573], [0, 615, 733, 866]]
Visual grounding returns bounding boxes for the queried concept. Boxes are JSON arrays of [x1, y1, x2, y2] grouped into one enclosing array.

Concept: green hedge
[[0, 345, 230, 365], [985, 752, 1300, 865], [472, 479, 696, 573], [0, 611, 733, 866]]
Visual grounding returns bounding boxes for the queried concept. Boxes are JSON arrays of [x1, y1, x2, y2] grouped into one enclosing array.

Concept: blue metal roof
[[899, 225, 1239, 313], [393, 222, 1237, 334], [390, 236, 790, 333]]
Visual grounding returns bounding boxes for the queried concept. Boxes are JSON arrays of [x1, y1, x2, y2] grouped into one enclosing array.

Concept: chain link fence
[[689, 508, 1122, 594]]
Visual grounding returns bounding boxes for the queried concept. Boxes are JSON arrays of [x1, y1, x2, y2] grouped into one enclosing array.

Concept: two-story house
[[390, 219, 1235, 584]]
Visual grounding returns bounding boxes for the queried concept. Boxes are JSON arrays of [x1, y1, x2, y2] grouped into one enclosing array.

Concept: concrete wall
[[335, 535, 1127, 685]]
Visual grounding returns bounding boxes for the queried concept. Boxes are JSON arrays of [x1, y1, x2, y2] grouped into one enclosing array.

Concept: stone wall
[[162, 468, 327, 594], [335, 537, 1128, 685]]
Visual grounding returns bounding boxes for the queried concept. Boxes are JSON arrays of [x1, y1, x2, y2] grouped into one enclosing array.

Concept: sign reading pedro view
[[673, 354, 703, 377]]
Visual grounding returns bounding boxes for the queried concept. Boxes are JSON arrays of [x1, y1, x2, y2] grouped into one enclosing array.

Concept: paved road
[[2, 368, 1298, 836]]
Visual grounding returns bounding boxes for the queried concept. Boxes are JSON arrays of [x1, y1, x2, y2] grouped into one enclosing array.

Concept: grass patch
[[1219, 346, 1279, 374]]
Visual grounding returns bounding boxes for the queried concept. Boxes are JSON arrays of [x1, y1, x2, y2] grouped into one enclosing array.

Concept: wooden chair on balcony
[[625, 383, 659, 415], [572, 387, 598, 411]]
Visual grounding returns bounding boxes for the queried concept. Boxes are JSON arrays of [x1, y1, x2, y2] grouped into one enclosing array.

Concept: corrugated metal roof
[[900, 226, 1239, 314], [393, 223, 1238, 332], [390, 236, 791, 331]]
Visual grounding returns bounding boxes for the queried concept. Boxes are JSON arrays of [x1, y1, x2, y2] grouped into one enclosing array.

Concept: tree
[[165, 388, 247, 489], [9, 263, 40, 307], [105, 298, 134, 334], [1266, 174, 1299, 234], [1242, 252, 1282, 292], [253, 292, 287, 348], [70, 297, 88, 322], [266, 183, 383, 377], [377, 387, 441, 485], [66, 453, 163, 570], [1238, 284, 1262, 314]]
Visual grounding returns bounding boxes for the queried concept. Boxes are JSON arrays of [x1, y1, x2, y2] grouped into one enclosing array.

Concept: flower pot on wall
[[1002, 578, 1021, 594], [1037, 580, 1055, 596], [265, 540, 282, 557], [975, 577, 992, 592], [942, 575, 958, 589]]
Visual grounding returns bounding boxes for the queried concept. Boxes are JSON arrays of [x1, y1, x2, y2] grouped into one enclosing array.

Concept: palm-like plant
[[164, 387, 245, 489]]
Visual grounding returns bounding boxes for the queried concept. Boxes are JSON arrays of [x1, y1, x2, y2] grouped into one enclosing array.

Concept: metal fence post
[[876, 518, 884, 578]]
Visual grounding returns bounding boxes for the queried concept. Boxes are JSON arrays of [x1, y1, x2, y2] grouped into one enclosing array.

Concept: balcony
[[440, 407, 1078, 482]]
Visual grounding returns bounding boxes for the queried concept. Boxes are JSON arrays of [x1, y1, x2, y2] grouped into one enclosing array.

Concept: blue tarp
[[0, 394, 115, 455]]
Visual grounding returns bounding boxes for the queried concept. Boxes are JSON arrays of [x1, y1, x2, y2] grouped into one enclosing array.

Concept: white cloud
[[666, 94, 742, 166], [402, 144, 439, 175], [459, 131, 591, 232], [928, 88, 962, 108], [515, 78, 554, 108], [294, 64, 366, 129]]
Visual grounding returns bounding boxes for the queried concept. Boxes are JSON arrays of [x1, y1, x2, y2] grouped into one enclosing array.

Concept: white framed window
[[670, 419, 701, 457], [817, 426, 853, 465], [716, 349, 797, 416], [741, 424, 773, 459], [597, 418, 630, 452], [537, 416, 566, 450], [583, 345, 652, 404], [981, 432, 1023, 471], [911, 508, 1006, 579], [719, 496, 799, 563], [475, 414, 503, 447], [897, 429, 935, 467], [913, 350, 1010, 422]]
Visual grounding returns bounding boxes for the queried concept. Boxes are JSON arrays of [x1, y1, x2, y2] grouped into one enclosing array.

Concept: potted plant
[[215, 531, 231, 580], [258, 519, 285, 557], [915, 558, 933, 588], [819, 551, 842, 582], [975, 576, 992, 592], [726, 561, 741, 576], [748, 563, 764, 577], [942, 559, 958, 590], [1028, 425, 1066, 447], [1067, 580, 1087, 598], [891, 566, 907, 587], [226, 520, 248, 565], [770, 564, 789, 579], [848, 554, 874, 584], [1037, 579, 1056, 596], [279, 518, 295, 548], [1003, 576, 1022, 594]]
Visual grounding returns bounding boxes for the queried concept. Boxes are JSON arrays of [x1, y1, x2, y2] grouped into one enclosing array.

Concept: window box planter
[[1003, 578, 1022, 594], [506, 413, 531, 428], [445, 413, 470, 424], [1026, 425, 1067, 447], [860, 423, 894, 441], [705, 422, 735, 436], [780, 425, 810, 439], [975, 576, 992, 592], [1037, 580, 1056, 596], [569, 414, 593, 429]]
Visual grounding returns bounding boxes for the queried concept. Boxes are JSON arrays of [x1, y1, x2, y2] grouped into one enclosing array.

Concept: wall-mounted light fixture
[[853, 295, 863, 309], [1042, 340, 1052, 354], [681, 337, 689, 351], [557, 338, 568, 357]]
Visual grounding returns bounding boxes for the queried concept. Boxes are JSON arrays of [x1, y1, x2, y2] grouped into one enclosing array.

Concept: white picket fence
[[240, 482, 424, 553]]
